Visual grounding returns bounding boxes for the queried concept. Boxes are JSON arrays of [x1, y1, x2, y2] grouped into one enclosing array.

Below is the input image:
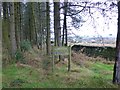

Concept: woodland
[[1, 0, 120, 88]]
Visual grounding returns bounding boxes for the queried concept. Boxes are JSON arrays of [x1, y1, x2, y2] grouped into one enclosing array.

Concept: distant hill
[[68, 36, 116, 46]]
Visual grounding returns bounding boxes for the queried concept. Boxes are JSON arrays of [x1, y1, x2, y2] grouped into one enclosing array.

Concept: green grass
[[2, 61, 118, 88]]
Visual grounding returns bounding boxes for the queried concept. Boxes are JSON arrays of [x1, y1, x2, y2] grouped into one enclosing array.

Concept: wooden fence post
[[68, 45, 71, 72], [52, 46, 54, 72]]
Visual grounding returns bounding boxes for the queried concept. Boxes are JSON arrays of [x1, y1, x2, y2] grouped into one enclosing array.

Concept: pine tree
[[9, 2, 17, 57], [54, 1, 61, 46], [46, 1, 51, 55]]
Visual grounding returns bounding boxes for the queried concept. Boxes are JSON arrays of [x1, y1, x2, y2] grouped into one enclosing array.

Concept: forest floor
[[2, 47, 118, 88]]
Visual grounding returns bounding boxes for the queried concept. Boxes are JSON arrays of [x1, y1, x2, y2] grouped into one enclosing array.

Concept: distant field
[[68, 42, 116, 47]]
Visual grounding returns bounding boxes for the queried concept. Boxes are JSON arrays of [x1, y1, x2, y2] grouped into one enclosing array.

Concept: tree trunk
[[0, 2, 2, 43], [62, 22, 65, 46], [54, 1, 61, 46], [38, 2, 42, 49], [113, 1, 120, 85], [0, 2, 1, 18], [65, 2, 67, 46], [62, 1, 67, 46], [38, 2, 46, 51], [32, 3, 40, 46], [30, 2, 36, 45], [2, 2, 10, 51], [19, 3, 24, 42], [14, 2, 20, 49], [10, 2, 17, 57], [46, 2, 51, 55]]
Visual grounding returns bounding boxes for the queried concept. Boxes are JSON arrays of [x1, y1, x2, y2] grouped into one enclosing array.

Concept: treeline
[[2, 1, 70, 57], [2, 2, 50, 57]]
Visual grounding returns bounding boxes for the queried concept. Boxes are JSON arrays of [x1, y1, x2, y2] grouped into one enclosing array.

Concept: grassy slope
[[2, 61, 118, 88], [2, 48, 118, 88]]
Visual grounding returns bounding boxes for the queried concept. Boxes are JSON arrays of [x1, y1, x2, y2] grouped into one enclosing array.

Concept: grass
[[2, 60, 118, 88], [2, 48, 118, 88]]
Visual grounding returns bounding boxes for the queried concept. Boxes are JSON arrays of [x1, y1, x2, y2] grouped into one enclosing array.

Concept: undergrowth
[[2, 47, 118, 88]]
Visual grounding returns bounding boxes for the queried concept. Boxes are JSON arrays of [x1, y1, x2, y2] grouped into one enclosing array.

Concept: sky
[[50, 0, 118, 38], [67, 0, 118, 38], [69, 10, 117, 38]]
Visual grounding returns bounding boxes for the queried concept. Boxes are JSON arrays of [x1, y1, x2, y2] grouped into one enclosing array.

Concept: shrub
[[2, 48, 12, 66], [42, 56, 52, 70], [20, 40, 32, 52], [10, 78, 26, 87], [15, 50, 25, 63]]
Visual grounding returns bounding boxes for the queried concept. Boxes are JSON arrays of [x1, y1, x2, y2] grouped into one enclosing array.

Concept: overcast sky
[[66, 0, 118, 38], [49, 0, 118, 38]]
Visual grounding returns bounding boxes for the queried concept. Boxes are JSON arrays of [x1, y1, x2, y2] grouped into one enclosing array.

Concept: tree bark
[[54, 1, 61, 46], [64, 1, 67, 46], [14, 2, 20, 49], [10, 2, 17, 57], [0, 2, 1, 18], [31, 3, 38, 45], [113, 1, 120, 85], [19, 3, 24, 42], [2, 2, 10, 50], [46, 2, 51, 55]]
